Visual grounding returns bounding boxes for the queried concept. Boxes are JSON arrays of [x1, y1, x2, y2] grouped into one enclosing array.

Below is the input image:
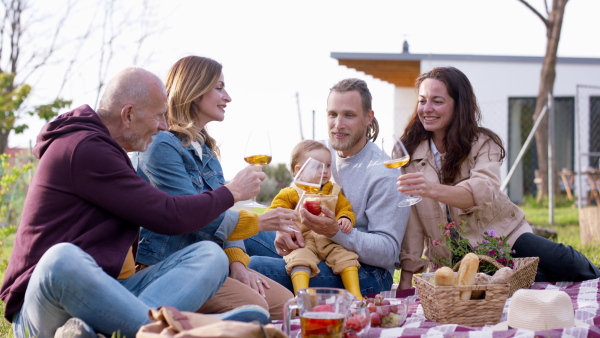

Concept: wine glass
[[293, 157, 325, 210], [381, 134, 421, 207], [242, 130, 272, 209]]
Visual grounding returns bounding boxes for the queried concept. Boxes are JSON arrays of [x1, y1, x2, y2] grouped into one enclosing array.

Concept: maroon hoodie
[[0, 105, 234, 320]]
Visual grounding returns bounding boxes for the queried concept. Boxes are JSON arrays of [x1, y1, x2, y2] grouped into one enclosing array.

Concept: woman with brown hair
[[398, 66, 600, 289]]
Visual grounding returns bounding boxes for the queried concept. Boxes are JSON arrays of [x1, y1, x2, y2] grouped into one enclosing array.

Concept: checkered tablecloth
[[275, 278, 600, 337]]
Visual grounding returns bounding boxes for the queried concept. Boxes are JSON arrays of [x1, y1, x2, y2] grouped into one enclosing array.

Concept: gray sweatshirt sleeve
[[329, 142, 409, 272]]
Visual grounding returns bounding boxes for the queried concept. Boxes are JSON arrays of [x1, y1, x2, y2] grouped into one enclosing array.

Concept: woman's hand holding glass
[[258, 207, 300, 234], [397, 171, 428, 197]]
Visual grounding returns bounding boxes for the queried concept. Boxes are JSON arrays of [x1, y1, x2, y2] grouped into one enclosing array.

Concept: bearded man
[[244, 78, 409, 295]]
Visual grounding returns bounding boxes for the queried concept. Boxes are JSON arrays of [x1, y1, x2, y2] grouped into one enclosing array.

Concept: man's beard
[[124, 130, 149, 152], [329, 128, 365, 152]]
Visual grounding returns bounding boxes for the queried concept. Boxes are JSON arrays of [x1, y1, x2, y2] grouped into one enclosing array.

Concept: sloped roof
[[331, 52, 600, 87]]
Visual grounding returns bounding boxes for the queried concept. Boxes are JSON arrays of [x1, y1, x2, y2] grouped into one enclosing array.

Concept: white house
[[331, 47, 600, 203]]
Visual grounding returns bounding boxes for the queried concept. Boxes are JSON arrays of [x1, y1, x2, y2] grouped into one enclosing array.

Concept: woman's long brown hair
[[401, 67, 505, 184]]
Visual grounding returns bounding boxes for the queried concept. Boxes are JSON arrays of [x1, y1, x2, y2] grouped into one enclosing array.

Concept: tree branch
[[19, 0, 75, 84], [517, 0, 549, 27], [56, 13, 95, 97]]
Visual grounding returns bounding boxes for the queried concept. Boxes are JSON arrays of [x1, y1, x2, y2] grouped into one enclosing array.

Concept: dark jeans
[[244, 231, 393, 295], [512, 232, 600, 282]]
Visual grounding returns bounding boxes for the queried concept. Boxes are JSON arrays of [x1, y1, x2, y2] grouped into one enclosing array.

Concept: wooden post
[[579, 206, 600, 245]]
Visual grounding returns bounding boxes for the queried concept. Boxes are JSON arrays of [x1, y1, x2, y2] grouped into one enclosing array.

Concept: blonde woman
[[133, 56, 295, 319]]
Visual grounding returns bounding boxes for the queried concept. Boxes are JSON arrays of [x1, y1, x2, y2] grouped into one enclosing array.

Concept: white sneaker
[[54, 318, 97, 338]]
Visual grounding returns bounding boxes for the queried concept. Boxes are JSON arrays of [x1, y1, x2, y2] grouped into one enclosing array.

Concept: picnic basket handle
[[452, 254, 504, 271]]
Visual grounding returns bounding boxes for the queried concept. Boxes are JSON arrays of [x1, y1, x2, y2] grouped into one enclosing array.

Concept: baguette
[[457, 253, 479, 300], [434, 266, 455, 286]]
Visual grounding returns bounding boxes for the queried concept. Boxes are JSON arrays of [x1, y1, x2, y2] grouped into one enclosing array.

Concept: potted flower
[[432, 221, 515, 274]]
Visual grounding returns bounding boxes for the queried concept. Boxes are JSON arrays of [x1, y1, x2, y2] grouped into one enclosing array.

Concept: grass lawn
[[520, 204, 600, 266], [0, 230, 14, 337]]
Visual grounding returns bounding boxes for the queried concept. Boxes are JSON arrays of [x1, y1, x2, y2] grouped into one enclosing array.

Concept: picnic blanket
[[274, 278, 600, 337]]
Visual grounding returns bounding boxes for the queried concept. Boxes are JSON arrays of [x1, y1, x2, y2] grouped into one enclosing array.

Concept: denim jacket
[[131, 130, 243, 266]]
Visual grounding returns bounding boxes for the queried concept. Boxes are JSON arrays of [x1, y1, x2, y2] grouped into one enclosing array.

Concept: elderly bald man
[[1, 67, 269, 338]]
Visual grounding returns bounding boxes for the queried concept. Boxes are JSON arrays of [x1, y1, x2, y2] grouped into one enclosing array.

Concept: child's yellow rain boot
[[341, 266, 363, 300], [291, 270, 310, 296]]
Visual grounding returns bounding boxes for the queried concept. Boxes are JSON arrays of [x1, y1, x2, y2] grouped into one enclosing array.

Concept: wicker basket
[[414, 273, 509, 326], [453, 255, 539, 297]]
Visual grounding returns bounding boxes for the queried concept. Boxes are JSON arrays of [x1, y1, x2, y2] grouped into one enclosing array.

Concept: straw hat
[[492, 289, 587, 331]]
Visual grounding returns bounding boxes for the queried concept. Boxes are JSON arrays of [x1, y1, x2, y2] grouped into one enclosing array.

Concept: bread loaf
[[434, 267, 455, 286], [470, 273, 490, 299], [489, 266, 514, 284], [474, 273, 490, 285], [457, 253, 479, 300]]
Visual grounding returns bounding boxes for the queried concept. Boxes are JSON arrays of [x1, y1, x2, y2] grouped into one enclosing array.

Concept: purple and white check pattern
[[275, 278, 600, 337]]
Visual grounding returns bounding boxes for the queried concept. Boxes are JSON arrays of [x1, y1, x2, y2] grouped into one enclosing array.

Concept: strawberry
[[312, 304, 335, 312], [303, 197, 322, 215], [345, 315, 365, 332]]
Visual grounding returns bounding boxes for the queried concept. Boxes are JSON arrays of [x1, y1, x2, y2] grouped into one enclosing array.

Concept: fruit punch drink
[[300, 311, 345, 338]]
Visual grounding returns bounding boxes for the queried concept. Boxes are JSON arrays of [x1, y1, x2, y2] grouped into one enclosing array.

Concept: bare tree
[[91, 0, 164, 107], [517, 0, 568, 200], [0, 0, 164, 153], [0, 0, 74, 153]]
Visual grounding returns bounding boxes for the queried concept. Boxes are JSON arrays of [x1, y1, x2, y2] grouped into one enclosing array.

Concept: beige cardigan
[[399, 133, 532, 274]]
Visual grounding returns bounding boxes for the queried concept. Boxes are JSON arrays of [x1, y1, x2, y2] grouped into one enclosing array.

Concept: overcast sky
[[10, 0, 600, 180]]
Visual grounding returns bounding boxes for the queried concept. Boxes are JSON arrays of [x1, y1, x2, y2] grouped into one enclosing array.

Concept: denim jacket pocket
[[187, 166, 204, 191], [201, 168, 224, 191]]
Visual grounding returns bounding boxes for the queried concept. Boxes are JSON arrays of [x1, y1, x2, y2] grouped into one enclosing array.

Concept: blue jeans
[[513, 232, 600, 282], [244, 231, 393, 295], [12, 241, 228, 338]]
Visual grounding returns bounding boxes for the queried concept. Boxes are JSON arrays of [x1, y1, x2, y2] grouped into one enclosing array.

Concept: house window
[[507, 97, 574, 203]]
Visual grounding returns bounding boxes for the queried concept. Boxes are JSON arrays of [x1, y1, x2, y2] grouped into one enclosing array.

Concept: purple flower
[[481, 240, 489, 244], [486, 230, 496, 237]]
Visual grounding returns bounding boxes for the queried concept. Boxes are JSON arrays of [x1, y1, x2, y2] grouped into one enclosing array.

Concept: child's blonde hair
[[289, 140, 331, 175]]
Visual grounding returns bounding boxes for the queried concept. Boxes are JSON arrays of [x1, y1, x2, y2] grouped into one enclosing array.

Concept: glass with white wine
[[242, 130, 272, 209], [293, 157, 325, 206], [381, 134, 421, 207]]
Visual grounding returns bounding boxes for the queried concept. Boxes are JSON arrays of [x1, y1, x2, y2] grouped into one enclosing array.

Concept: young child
[[266, 140, 362, 299]]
